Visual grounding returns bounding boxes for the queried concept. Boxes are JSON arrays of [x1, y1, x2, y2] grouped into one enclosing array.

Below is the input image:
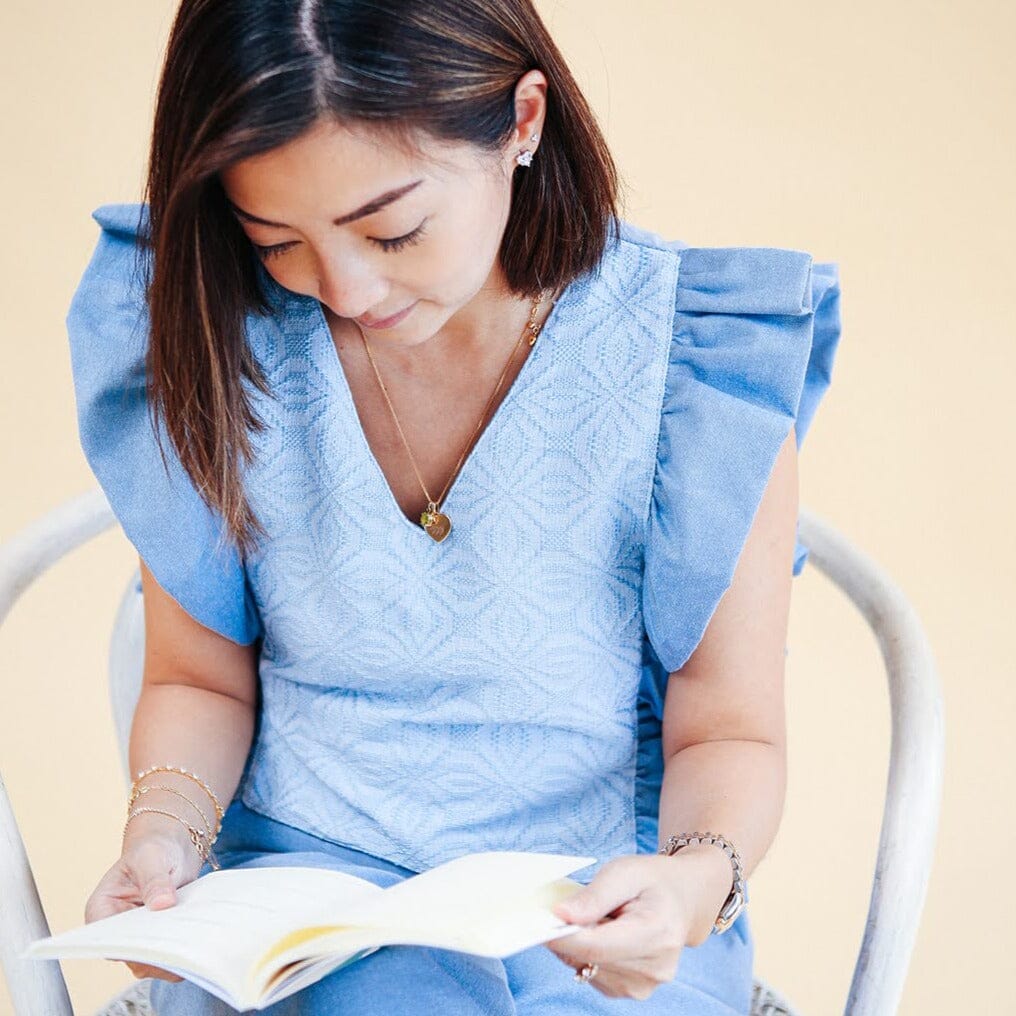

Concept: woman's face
[[220, 114, 532, 349]]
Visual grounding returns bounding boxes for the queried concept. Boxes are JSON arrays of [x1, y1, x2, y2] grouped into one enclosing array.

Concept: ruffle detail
[[67, 203, 262, 645], [91, 201, 151, 239], [643, 245, 841, 674]]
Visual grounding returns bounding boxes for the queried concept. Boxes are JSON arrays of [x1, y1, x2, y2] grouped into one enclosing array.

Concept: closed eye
[[372, 219, 428, 253], [253, 240, 298, 260], [252, 219, 429, 261]]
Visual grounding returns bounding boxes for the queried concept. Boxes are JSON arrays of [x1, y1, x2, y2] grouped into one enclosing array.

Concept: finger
[[566, 960, 657, 1002], [131, 868, 178, 909], [85, 866, 136, 923], [551, 858, 647, 926], [542, 945, 622, 995], [86, 897, 127, 923], [547, 907, 663, 966]]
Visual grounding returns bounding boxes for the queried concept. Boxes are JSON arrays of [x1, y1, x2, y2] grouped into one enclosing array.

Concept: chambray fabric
[[69, 202, 841, 1015], [148, 798, 756, 1015]]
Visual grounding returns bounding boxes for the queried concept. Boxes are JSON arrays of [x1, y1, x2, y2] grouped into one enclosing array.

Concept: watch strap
[[658, 831, 748, 935]]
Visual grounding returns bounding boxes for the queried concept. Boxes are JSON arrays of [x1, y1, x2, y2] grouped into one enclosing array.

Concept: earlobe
[[515, 132, 540, 167]]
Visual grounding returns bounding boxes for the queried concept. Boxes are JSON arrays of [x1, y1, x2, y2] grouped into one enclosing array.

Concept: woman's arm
[[122, 558, 260, 859], [83, 558, 260, 984], [656, 423, 798, 944], [546, 425, 800, 997]]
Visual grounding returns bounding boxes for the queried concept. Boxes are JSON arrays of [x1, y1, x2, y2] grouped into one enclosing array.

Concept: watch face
[[713, 889, 747, 935]]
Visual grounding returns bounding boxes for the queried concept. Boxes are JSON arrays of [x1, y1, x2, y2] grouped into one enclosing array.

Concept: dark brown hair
[[139, 0, 622, 559]]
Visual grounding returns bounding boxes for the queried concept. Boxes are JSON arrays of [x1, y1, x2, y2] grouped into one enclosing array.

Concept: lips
[[355, 301, 417, 329]]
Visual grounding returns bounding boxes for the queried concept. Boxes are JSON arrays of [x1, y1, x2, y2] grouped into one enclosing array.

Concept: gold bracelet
[[128, 784, 218, 844], [124, 806, 220, 870], [132, 765, 225, 826]]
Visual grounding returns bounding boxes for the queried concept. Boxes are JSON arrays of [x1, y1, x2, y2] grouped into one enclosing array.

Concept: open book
[[23, 850, 594, 1012]]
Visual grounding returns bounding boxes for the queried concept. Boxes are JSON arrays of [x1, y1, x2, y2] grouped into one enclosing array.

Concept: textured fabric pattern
[[232, 223, 684, 882], [69, 204, 841, 886]]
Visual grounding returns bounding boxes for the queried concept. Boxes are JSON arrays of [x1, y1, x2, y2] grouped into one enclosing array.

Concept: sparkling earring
[[516, 132, 540, 167]]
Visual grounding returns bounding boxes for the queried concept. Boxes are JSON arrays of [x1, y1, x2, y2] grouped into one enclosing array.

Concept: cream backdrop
[[1, 2, 1012, 1014]]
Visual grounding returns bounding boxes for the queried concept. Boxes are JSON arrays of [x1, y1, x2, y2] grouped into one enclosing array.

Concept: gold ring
[[574, 962, 599, 983]]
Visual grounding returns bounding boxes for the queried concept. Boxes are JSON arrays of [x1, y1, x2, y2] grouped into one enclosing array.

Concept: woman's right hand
[[84, 813, 206, 982]]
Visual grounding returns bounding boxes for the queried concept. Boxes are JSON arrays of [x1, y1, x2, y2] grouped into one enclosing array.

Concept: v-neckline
[[307, 281, 582, 536]]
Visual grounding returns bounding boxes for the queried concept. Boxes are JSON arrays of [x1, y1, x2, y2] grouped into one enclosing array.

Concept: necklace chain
[[354, 289, 550, 526]]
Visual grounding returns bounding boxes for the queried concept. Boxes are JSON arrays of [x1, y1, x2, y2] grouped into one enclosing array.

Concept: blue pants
[[149, 800, 754, 1015]]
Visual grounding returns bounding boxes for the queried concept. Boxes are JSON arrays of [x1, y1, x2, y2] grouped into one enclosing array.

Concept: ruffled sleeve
[[67, 202, 262, 645], [643, 245, 841, 673]]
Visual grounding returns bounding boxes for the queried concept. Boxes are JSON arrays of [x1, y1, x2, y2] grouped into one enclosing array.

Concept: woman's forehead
[[219, 122, 479, 222]]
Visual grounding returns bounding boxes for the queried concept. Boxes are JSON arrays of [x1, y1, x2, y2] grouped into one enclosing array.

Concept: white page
[[250, 852, 594, 975], [340, 851, 595, 932], [25, 852, 595, 1006], [258, 946, 382, 1008], [22, 865, 383, 1000]]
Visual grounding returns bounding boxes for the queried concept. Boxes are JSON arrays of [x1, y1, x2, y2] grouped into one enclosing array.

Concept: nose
[[316, 256, 387, 320]]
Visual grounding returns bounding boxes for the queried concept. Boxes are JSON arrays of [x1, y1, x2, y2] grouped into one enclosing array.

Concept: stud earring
[[516, 132, 540, 167]]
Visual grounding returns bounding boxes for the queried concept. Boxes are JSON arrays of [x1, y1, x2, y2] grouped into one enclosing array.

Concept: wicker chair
[[0, 490, 944, 1016]]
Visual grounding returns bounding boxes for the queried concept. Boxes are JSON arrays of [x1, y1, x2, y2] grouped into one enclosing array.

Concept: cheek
[[429, 202, 510, 293], [403, 227, 488, 301], [438, 243, 499, 311]]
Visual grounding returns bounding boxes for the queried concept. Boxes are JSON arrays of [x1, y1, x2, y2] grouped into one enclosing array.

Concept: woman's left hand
[[543, 848, 732, 1001]]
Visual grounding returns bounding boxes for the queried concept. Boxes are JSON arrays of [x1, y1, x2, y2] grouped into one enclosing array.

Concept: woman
[[74, 1, 841, 1013]]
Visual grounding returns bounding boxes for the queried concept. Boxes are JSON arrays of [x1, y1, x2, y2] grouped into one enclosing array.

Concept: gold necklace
[[354, 289, 550, 543]]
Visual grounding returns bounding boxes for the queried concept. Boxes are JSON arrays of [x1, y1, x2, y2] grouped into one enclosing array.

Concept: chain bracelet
[[124, 806, 221, 871], [127, 783, 218, 843], [132, 764, 225, 826]]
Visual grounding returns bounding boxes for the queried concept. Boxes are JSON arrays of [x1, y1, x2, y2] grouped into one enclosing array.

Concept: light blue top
[[68, 203, 841, 882]]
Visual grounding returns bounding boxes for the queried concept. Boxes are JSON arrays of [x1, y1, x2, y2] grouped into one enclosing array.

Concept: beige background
[[1, 1, 1013, 1013]]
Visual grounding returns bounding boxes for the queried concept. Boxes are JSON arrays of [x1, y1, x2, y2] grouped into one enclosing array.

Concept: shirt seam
[[639, 246, 682, 536]]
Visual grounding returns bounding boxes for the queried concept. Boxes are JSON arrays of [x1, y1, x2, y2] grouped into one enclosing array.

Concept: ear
[[508, 69, 549, 167]]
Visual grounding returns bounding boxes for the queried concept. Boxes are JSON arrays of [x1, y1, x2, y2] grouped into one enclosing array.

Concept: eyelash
[[253, 220, 428, 261]]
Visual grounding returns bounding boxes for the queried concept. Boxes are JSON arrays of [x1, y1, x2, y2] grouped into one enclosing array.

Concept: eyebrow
[[227, 178, 425, 229]]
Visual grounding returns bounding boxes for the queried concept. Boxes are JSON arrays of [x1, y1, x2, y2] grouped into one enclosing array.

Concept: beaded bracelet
[[132, 765, 225, 827]]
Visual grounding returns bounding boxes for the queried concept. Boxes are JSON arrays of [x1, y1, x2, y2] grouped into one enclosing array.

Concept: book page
[[258, 946, 382, 1008], [25, 851, 596, 1009], [22, 866, 383, 1006], [282, 874, 587, 964], [340, 850, 595, 932], [260, 852, 594, 970]]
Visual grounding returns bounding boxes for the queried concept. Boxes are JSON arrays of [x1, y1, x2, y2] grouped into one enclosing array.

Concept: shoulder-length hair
[[138, 0, 621, 559]]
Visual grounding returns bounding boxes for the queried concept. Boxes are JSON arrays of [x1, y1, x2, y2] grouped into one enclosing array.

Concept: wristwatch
[[658, 831, 748, 935]]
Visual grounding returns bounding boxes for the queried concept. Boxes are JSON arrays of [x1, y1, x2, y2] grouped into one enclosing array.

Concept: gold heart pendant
[[420, 510, 452, 542]]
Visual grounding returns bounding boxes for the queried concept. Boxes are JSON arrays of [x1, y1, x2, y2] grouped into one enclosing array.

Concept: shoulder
[[611, 217, 841, 431], [614, 217, 823, 316], [636, 219, 843, 673], [81, 202, 151, 277], [90, 201, 150, 239], [67, 204, 153, 344], [66, 201, 262, 646]]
